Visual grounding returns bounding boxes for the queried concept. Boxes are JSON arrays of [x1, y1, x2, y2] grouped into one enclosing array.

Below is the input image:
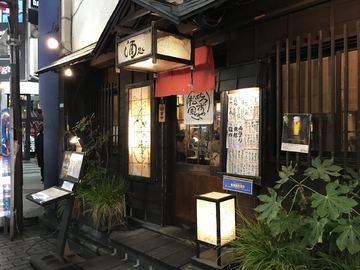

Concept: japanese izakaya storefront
[[37, 0, 360, 232], [111, 22, 267, 229]]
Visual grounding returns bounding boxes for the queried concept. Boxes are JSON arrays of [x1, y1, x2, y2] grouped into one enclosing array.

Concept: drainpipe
[[58, 0, 72, 171], [60, 0, 72, 56]]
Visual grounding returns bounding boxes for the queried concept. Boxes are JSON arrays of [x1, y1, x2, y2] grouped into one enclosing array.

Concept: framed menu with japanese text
[[226, 88, 260, 177], [59, 151, 86, 183]]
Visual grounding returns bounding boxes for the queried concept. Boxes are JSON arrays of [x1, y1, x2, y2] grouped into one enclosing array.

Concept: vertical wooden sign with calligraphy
[[159, 104, 165, 122]]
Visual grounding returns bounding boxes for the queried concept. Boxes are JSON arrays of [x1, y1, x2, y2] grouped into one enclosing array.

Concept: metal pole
[[6, 0, 23, 238]]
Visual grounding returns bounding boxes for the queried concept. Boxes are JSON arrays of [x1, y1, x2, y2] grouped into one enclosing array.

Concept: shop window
[[176, 91, 221, 166], [128, 86, 151, 177]]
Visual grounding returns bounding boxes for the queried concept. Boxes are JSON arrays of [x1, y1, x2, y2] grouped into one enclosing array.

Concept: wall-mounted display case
[[217, 61, 267, 186]]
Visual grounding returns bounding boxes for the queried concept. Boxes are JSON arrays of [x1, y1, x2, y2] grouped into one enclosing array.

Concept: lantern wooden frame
[[116, 21, 194, 73]]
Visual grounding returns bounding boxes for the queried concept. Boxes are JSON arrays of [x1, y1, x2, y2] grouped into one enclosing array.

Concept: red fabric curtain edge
[[155, 45, 215, 97]]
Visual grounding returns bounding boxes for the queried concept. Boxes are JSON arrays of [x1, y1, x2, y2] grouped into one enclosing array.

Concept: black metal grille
[[90, 83, 120, 156]]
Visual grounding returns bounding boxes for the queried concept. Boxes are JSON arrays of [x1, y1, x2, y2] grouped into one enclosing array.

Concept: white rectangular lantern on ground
[[116, 21, 194, 73], [195, 192, 236, 266]]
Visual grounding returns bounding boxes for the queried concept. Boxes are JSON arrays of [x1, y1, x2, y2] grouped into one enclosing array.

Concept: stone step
[[109, 227, 203, 270], [76, 253, 147, 270]]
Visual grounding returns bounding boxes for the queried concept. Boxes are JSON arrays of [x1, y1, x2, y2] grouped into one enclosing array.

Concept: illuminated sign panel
[[128, 86, 151, 178], [0, 59, 11, 80], [0, 108, 10, 218], [0, 0, 23, 23], [116, 23, 193, 73], [31, 0, 39, 8]]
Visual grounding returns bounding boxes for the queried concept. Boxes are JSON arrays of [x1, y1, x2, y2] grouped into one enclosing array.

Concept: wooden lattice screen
[[275, 21, 360, 170]]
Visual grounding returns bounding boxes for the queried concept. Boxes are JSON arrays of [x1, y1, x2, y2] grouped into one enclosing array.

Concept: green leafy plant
[[254, 156, 360, 256], [309, 249, 360, 269], [59, 114, 128, 233], [228, 213, 309, 270], [81, 173, 128, 232], [72, 113, 112, 187]]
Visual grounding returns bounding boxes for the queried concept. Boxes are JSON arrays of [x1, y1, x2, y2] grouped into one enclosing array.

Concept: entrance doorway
[[171, 92, 223, 230]]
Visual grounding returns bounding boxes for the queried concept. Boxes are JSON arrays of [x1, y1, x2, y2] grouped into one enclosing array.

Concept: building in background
[[0, 0, 41, 160]]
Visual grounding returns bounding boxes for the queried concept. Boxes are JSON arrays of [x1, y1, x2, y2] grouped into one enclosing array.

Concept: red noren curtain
[[155, 45, 215, 97]]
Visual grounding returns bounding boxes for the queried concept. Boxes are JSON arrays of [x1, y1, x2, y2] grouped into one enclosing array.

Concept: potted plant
[[60, 114, 128, 233]]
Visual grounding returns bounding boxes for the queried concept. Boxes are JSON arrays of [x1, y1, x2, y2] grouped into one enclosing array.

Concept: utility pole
[[4, 0, 23, 239]]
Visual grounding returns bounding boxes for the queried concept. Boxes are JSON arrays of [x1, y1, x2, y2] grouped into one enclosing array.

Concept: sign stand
[[26, 151, 86, 270]]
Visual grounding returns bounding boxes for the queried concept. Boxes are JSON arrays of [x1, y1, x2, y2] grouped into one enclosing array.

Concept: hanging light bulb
[[64, 68, 72, 76], [47, 37, 59, 49]]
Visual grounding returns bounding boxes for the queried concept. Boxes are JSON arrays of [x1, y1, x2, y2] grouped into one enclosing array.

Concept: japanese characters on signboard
[[184, 90, 214, 125], [223, 176, 253, 195], [117, 30, 150, 65], [226, 88, 259, 177], [159, 104, 165, 122], [0, 108, 10, 218]]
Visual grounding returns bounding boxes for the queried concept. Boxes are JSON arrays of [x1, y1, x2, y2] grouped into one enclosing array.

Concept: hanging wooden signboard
[[159, 104, 165, 122]]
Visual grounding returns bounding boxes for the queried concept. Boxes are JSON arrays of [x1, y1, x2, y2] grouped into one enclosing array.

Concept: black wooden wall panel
[[230, 26, 254, 44], [292, 3, 330, 39], [334, 0, 360, 32], [257, 16, 288, 43]]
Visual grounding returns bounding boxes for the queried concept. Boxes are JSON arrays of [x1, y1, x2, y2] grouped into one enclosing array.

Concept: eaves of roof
[[91, 0, 130, 59], [132, 0, 227, 24], [92, 0, 227, 58], [36, 43, 97, 74]]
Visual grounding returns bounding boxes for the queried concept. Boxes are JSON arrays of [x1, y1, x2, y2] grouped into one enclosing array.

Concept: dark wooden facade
[[62, 0, 360, 230]]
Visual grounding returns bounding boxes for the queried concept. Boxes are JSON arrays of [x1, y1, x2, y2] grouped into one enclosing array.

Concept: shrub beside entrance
[[229, 157, 360, 269]]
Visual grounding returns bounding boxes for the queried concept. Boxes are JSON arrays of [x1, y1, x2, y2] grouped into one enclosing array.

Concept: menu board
[[59, 151, 85, 183], [226, 88, 259, 177], [27, 187, 73, 206], [60, 151, 72, 179], [67, 153, 84, 179]]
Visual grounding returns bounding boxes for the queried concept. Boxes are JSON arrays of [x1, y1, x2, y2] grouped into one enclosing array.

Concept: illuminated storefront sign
[[117, 22, 193, 73], [0, 0, 23, 23], [128, 86, 151, 178], [0, 59, 11, 80], [0, 108, 10, 218], [226, 88, 260, 177], [31, 0, 39, 8]]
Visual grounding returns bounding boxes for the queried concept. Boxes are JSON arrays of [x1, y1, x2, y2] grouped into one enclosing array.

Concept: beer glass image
[[293, 116, 301, 136]]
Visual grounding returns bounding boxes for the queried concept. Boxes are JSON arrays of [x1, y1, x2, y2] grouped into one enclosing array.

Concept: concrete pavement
[[23, 159, 44, 219], [0, 158, 49, 269], [0, 159, 209, 270], [0, 158, 94, 270]]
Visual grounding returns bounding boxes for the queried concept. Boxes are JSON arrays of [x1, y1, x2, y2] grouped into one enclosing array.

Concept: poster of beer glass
[[281, 113, 312, 153]]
